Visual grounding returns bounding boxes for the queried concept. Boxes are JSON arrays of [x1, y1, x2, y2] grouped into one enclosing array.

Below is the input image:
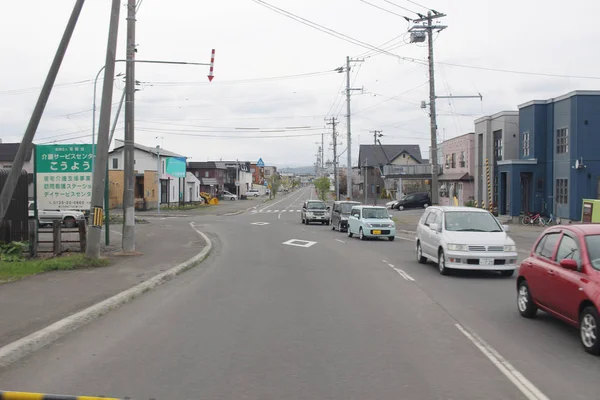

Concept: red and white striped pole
[[207, 49, 215, 82]]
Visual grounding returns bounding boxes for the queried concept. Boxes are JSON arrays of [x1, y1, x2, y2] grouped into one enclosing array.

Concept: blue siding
[[506, 94, 600, 221]]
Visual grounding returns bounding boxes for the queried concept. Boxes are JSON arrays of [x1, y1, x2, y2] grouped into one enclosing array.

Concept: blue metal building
[[496, 91, 600, 222]]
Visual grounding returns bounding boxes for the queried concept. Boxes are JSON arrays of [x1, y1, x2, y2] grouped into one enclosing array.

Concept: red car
[[517, 224, 600, 355]]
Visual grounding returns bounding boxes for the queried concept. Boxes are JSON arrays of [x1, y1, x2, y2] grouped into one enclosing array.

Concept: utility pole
[[410, 12, 481, 206], [342, 56, 364, 200], [86, 0, 121, 257], [364, 157, 368, 204], [326, 117, 339, 200], [321, 131, 325, 176], [409, 11, 446, 206], [122, 0, 137, 253], [370, 130, 383, 206], [0, 0, 86, 223]]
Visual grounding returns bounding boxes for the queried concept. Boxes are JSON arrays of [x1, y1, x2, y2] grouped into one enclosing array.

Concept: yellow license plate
[[373, 230, 382, 235]]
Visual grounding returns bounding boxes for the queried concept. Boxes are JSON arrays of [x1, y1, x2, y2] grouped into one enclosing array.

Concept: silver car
[[415, 206, 518, 276], [301, 200, 330, 225]]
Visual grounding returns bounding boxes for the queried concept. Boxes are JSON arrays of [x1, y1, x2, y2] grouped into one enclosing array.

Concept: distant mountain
[[278, 166, 315, 174]]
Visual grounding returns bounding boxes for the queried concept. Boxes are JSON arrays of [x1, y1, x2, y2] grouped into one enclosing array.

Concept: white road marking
[[282, 239, 317, 248], [384, 261, 416, 282], [251, 222, 270, 226], [266, 210, 272, 213], [335, 239, 345, 243], [273, 210, 279, 212], [455, 323, 550, 400]]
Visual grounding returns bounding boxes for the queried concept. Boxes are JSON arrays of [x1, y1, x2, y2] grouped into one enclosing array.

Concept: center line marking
[[383, 261, 416, 282], [455, 323, 550, 400], [335, 239, 345, 243]]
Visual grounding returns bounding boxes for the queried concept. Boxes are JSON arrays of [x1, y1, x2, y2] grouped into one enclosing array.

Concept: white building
[[109, 139, 188, 205]]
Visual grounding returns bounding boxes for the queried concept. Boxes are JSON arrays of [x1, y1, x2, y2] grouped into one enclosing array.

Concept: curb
[[0, 226, 213, 369]]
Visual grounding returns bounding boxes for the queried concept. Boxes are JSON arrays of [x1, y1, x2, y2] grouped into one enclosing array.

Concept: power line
[[436, 61, 600, 80], [136, 120, 324, 131], [250, 0, 426, 65], [136, 128, 324, 139], [403, 0, 433, 11], [0, 78, 98, 96], [146, 70, 337, 86], [381, 0, 419, 15], [358, 0, 412, 20], [252, 0, 600, 81]]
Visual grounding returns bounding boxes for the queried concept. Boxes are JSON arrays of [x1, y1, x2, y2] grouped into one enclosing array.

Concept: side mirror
[[429, 223, 439, 232], [502, 225, 510, 232], [560, 259, 578, 271]]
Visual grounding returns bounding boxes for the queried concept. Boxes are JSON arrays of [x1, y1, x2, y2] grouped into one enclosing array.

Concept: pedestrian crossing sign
[[256, 158, 265, 167]]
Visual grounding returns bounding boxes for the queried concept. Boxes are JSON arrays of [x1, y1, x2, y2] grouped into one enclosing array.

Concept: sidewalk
[[0, 219, 207, 348]]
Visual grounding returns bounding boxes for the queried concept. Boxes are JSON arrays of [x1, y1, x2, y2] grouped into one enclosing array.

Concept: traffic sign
[[235, 181, 240, 187], [256, 158, 265, 167]]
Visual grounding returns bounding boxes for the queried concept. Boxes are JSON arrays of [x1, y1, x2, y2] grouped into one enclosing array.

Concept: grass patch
[[157, 203, 209, 211], [0, 253, 110, 283], [106, 215, 149, 224]]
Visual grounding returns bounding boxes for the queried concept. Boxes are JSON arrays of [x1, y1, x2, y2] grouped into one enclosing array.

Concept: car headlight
[[504, 245, 517, 252], [447, 244, 468, 251], [366, 223, 373, 228]]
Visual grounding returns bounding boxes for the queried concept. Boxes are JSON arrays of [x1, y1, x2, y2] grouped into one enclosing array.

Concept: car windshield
[[585, 235, 600, 270], [307, 202, 326, 210], [444, 211, 502, 232], [340, 203, 359, 213], [362, 208, 389, 219]]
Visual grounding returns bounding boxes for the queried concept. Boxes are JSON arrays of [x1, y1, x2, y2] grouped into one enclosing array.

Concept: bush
[[0, 241, 28, 262]]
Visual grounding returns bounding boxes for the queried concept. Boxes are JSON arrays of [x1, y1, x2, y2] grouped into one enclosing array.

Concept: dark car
[[393, 192, 430, 210], [330, 201, 361, 232], [517, 225, 600, 355]]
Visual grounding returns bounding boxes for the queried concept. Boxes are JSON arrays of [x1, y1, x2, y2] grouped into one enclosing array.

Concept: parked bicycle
[[539, 213, 562, 226], [522, 212, 544, 226]]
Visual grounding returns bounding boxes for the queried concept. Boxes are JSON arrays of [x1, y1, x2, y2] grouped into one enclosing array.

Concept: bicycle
[[522, 212, 544, 226], [540, 213, 561, 226]]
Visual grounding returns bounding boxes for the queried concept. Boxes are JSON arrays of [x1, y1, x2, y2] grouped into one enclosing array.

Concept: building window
[[493, 175, 499, 206], [445, 154, 451, 169], [205, 171, 209, 178], [556, 128, 569, 154], [459, 151, 466, 168], [493, 130, 503, 161], [112, 158, 118, 169], [451, 153, 456, 169], [556, 178, 569, 204], [523, 132, 530, 157], [537, 179, 544, 191], [162, 160, 165, 174]]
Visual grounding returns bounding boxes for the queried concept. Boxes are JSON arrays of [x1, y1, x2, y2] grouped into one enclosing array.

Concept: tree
[[338, 172, 347, 197], [313, 176, 330, 201], [269, 173, 282, 199]]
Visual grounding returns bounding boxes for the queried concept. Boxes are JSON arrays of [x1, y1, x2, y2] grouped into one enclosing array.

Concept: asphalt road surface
[[1, 186, 598, 399]]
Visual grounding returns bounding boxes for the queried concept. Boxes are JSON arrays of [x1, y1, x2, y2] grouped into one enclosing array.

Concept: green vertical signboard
[[35, 144, 94, 210]]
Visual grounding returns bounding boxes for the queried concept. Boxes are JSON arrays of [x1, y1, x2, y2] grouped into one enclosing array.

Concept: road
[[1, 186, 599, 399]]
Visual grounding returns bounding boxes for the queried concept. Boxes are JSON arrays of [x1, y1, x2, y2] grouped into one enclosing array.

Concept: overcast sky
[[1, 0, 599, 168]]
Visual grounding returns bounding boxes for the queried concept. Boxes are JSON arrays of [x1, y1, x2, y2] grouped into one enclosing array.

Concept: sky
[[1, 0, 599, 169]]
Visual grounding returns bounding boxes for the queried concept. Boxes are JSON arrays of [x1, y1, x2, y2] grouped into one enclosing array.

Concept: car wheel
[[347, 227, 353, 238], [517, 281, 537, 318], [416, 241, 427, 264], [338, 221, 342, 232], [500, 269, 515, 277], [580, 306, 600, 355], [64, 217, 76, 228], [423, 203, 429, 208], [438, 249, 451, 275], [359, 228, 366, 241], [398, 205, 404, 211], [388, 236, 395, 241]]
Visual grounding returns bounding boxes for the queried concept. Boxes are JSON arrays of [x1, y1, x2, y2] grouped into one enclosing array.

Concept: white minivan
[[415, 206, 518, 276], [247, 189, 260, 197]]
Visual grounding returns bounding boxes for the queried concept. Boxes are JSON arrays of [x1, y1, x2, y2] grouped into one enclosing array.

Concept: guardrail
[[0, 391, 120, 400]]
